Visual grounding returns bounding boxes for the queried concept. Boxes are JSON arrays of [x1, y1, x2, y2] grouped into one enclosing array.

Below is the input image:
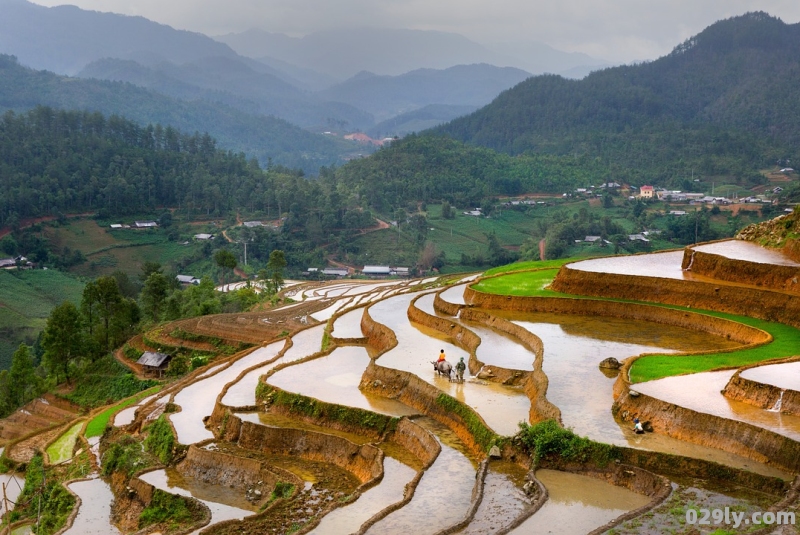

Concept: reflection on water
[[439, 283, 468, 305], [113, 393, 160, 427], [570, 251, 690, 279], [365, 418, 476, 535], [694, 240, 800, 266], [636, 370, 800, 441], [503, 311, 738, 442], [268, 345, 417, 417], [221, 340, 287, 407], [307, 456, 416, 535], [331, 308, 365, 339], [0, 473, 24, 516], [63, 478, 120, 535], [740, 361, 800, 392], [171, 342, 285, 445], [512, 470, 650, 534], [490, 311, 788, 479], [370, 293, 530, 436]]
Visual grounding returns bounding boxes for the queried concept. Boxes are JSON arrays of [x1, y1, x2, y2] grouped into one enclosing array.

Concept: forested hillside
[[335, 134, 610, 212], [0, 55, 360, 173], [0, 107, 363, 230], [437, 12, 799, 183]]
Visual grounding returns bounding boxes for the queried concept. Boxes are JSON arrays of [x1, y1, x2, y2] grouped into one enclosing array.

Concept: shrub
[[518, 419, 617, 466], [144, 415, 175, 465]]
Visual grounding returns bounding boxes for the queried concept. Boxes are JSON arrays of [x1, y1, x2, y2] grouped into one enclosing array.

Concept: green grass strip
[[470, 267, 800, 383], [46, 421, 84, 464], [85, 386, 161, 438]]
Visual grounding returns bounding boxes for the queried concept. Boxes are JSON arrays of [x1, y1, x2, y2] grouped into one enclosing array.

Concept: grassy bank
[[470, 262, 800, 382]]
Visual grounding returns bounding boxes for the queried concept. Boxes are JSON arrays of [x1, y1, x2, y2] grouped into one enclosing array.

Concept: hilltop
[[436, 12, 800, 183]]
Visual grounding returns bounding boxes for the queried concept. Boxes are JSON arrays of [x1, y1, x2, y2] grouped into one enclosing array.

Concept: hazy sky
[[29, 0, 800, 62]]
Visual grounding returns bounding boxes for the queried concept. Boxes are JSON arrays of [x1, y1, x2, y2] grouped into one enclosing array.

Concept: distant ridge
[[0, 0, 238, 74], [436, 12, 800, 175]]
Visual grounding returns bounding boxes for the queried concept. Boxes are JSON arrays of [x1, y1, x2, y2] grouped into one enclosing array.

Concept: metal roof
[[137, 351, 170, 367]]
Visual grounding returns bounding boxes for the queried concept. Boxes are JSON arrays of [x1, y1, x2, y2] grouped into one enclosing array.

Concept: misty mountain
[[318, 64, 531, 122], [78, 56, 374, 131], [0, 55, 364, 173], [367, 104, 479, 139], [485, 41, 609, 78], [436, 13, 800, 171], [0, 0, 239, 75], [217, 27, 512, 79]]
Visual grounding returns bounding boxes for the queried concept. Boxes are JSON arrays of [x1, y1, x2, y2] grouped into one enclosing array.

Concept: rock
[[629, 390, 641, 398], [599, 357, 621, 369], [489, 445, 501, 458], [372, 380, 383, 388], [476, 367, 495, 380], [643, 421, 654, 432]]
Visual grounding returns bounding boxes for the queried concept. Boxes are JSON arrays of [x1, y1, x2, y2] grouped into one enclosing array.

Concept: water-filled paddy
[[331, 307, 365, 339], [511, 469, 650, 534], [307, 456, 416, 534], [171, 343, 285, 444], [63, 478, 120, 535], [139, 468, 253, 533], [220, 340, 287, 407], [369, 293, 531, 437], [694, 240, 800, 266], [636, 370, 800, 441], [569, 250, 690, 279], [267, 345, 418, 417], [364, 418, 476, 535], [740, 361, 800, 391]]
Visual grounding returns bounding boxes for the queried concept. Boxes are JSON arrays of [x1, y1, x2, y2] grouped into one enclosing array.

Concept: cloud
[[29, 0, 800, 62]]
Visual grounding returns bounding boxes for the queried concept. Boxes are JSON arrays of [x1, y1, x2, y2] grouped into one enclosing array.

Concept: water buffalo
[[431, 360, 453, 379]]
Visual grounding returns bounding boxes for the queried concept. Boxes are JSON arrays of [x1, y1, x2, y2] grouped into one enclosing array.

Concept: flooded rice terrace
[[48, 263, 800, 534]]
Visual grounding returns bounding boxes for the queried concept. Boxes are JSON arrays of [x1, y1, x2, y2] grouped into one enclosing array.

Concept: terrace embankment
[[433, 291, 465, 316], [722, 361, 800, 414], [176, 445, 281, 494], [360, 361, 498, 456], [613, 360, 800, 474], [548, 264, 800, 328], [361, 307, 398, 354], [682, 246, 800, 295], [215, 414, 383, 485]]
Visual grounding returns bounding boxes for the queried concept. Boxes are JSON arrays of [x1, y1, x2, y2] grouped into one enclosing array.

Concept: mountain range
[[0, 0, 562, 141], [434, 12, 800, 179], [215, 27, 606, 80]]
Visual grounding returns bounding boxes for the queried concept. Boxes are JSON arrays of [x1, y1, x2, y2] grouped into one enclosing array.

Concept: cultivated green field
[[0, 269, 85, 369], [471, 262, 800, 382]]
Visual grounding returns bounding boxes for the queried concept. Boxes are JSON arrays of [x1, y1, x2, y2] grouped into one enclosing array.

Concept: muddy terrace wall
[[613, 384, 800, 474], [434, 292, 465, 316], [548, 265, 800, 329], [360, 362, 495, 455], [361, 307, 397, 353], [177, 445, 280, 492], [683, 246, 800, 295], [722, 359, 800, 414], [219, 415, 383, 485]]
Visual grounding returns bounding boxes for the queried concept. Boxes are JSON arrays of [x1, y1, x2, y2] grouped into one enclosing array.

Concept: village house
[[176, 275, 200, 285], [134, 221, 158, 228], [137, 351, 172, 378], [639, 185, 655, 199], [321, 268, 349, 278], [362, 265, 392, 278]]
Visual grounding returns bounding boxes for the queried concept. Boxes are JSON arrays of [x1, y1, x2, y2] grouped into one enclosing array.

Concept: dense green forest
[[0, 55, 361, 173], [335, 134, 611, 212], [436, 13, 798, 183]]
